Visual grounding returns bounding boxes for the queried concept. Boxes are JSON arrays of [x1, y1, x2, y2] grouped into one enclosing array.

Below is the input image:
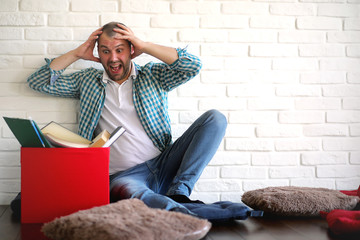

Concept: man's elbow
[[193, 59, 202, 76]]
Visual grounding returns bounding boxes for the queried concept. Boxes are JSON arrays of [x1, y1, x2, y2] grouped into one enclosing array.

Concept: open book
[[41, 122, 125, 148], [4, 117, 125, 148], [41, 122, 109, 148]]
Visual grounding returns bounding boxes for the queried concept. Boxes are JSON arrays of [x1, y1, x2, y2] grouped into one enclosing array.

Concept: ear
[[131, 45, 134, 55]]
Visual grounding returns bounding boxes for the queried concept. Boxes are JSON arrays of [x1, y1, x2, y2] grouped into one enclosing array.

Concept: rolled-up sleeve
[[27, 58, 85, 98], [144, 47, 202, 92], [169, 47, 202, 74], [46, 58, 67, 85]]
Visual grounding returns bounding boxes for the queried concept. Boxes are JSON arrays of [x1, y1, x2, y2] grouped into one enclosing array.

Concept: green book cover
[[3, 117, 52, 148]]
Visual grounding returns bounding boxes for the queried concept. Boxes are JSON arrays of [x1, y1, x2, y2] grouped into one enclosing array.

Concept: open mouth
[[109, 63, 122, 74]]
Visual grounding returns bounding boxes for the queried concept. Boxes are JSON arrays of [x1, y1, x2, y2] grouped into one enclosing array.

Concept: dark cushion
[[10, 192, 21, 220]]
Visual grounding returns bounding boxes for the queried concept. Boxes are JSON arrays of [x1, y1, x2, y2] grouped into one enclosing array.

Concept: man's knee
[[110, 181, 132, 202], [205, 109, 227, 131], [110, 178, 147, 202]]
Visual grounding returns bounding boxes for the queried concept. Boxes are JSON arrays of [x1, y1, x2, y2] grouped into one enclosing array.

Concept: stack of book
[[3, 117, 125, 148]]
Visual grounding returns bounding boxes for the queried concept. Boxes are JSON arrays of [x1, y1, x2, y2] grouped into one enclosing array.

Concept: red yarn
[[340, 186, 360, 197], [321, 186, 360, 235], [321, 210, 360, 235]]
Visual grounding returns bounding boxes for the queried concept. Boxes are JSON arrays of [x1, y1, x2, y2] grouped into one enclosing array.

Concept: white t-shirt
[[95, 62, 161, 174]]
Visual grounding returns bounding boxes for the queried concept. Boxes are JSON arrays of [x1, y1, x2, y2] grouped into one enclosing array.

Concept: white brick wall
[[0, 0, 359, 204]]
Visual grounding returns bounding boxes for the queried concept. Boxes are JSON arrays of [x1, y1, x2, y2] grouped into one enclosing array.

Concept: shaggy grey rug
[[242, 186, 359, 217], [42, 198, 211, 240]]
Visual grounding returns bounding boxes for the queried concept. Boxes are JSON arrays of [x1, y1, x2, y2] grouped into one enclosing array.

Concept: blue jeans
[[109, 109, 227, 213]]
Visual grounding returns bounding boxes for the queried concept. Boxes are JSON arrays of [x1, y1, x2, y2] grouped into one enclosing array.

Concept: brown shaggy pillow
[[42, 199, 211, 240], [242, 186, 359, 217]]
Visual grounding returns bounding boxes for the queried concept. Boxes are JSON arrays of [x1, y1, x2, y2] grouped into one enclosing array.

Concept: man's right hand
[[50, 27, 103, 71], [74, 27, 103, 63]]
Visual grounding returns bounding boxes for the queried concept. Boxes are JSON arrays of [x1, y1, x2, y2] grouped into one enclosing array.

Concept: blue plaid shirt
[[27, 47, 202, 151]]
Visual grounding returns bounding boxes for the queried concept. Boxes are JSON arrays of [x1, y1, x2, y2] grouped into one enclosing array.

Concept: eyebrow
[[99, 43, 126, 49]]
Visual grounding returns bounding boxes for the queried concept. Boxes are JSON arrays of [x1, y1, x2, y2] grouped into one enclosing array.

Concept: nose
[[110, 51, 119, 62]]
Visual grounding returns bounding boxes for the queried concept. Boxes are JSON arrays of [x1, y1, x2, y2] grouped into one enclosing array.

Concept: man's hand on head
[[106, 21, 178, 65], [112, 24, 146, 59], [49, 27, 103, 71], [74, 27, 103, 63]]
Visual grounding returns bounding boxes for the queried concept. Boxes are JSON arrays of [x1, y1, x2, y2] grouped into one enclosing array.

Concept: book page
[[41, 122, 91, 145]]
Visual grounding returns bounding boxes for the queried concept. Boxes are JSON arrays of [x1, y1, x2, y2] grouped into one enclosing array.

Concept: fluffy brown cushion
[[42, 199, 211, 240], [242, 186, 360, 217]]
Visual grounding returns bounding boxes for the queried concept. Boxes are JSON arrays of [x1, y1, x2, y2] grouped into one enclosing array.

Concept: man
[[28, 22, 227, 214]]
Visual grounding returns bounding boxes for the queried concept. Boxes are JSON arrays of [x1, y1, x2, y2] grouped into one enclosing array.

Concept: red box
[[21, 147, 110, 223]]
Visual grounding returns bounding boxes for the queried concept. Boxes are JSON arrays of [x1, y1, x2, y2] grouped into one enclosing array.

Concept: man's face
[[98, 33, 132, 82]]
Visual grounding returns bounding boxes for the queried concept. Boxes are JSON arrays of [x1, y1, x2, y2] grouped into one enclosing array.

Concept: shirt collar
[[102, 61, 137, 84]]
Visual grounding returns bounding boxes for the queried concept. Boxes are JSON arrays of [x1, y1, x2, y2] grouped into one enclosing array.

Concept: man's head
[[97, 22, 132, 83], [99, 22, 130, 46]]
